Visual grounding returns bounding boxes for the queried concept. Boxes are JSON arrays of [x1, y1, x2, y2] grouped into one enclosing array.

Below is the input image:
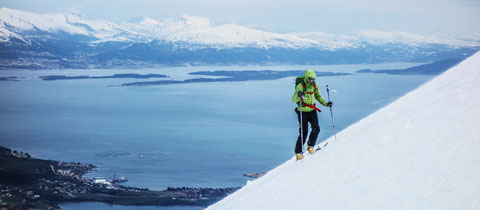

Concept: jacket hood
[[304, 69, 317, 81]]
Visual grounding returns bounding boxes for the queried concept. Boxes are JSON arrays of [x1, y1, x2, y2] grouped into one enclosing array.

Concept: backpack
[[295, 76, 306, 88]]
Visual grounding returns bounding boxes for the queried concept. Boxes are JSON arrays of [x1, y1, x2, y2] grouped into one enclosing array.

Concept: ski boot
[[295, 153, 304, 160], [307, 146, 316, 154]]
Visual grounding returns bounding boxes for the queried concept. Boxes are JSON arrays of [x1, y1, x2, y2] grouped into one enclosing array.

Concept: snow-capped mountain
[[122, 15, 319, 49], [0, 7, 146, 43], [0, 7, 479, 69], [294, 30, 480, 49], [2, 7, 478, 49], [207, 51, 480, 210]]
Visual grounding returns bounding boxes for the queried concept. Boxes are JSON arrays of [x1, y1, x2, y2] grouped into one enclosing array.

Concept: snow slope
[[207, 52, 480, 210]]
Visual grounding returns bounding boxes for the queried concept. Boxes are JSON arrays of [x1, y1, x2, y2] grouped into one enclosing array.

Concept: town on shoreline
[[0, 146, 240, 210]]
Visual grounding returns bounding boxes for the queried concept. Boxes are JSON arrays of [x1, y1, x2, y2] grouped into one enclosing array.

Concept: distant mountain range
[[1, 7, 479, 69]]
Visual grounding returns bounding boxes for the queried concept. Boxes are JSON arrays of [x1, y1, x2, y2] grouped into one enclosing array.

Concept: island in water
[[39, 73, 168, 81], [0, 76, 22, 81], [243, 173, 265, 179], [122, 70, 351, 86], [355, 59, 462, 75], [0, 146, 240, 209]]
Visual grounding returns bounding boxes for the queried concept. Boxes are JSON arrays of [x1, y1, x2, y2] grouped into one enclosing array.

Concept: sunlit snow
[[207, 52, 480, 210]]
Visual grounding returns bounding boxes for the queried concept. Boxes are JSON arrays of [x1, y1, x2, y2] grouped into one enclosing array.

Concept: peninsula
[[0, 146, 239, 209]]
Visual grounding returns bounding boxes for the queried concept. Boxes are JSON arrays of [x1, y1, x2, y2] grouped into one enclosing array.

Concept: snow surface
[[207, 52, 480, 210]]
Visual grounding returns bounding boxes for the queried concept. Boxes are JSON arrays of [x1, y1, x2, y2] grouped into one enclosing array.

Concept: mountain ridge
[[1, 7, 479, 69], [2, 7, 479, 48]]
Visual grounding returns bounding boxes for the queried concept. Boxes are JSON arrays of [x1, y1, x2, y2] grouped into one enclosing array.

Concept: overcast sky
[[2, 0, 479, 34]]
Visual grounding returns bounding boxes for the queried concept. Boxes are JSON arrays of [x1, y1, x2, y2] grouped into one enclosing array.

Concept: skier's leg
[[307, 111, 320, 146], [295, 111, 309, 153], [295, 136, 303, 154]]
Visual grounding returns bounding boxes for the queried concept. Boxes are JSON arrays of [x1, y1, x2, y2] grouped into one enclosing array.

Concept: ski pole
[[299, 97, 304, 152], [326, 85, 337, 141]]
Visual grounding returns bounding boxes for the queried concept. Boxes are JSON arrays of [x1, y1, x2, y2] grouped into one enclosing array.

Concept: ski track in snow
[[207, 52, 480, 210]]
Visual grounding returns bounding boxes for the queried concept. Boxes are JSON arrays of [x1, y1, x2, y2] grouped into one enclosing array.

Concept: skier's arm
[[292, 84, 302, 103], [315, 89, 328, 106]]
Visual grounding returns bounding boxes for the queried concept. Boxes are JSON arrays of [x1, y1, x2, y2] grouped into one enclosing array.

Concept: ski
[[314, 141, 328, 151]]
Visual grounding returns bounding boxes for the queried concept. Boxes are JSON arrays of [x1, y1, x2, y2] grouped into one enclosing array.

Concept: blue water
[[0, 63, 434, 210], [60, 202, 203, 210]]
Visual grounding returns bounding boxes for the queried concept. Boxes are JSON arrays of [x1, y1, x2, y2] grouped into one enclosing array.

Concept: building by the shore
[[93, 177, 110, 185]]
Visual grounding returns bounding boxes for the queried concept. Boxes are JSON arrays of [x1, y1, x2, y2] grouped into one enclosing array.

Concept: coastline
[[0, 146, 239, 209]]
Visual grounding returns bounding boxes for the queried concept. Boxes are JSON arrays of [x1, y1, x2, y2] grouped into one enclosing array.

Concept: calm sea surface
[[0, 63, 434, 210]]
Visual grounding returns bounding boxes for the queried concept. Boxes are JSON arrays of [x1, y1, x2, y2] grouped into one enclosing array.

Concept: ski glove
[[327, 102, 333, 107], [298, 91, 303, 98]]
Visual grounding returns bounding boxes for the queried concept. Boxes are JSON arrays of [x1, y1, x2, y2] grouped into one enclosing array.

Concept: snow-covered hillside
[[0, 7, 144, 43], [207, 52, 480, 210]]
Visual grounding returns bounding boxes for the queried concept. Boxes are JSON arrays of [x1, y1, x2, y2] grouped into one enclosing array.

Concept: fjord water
[[0, 64, 432, 209]]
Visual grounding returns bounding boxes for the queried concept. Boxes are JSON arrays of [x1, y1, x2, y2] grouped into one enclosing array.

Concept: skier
[[292, 70, 332, 160]]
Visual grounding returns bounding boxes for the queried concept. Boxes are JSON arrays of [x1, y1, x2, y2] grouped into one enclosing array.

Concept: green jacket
[[292, 70, 328, 112]]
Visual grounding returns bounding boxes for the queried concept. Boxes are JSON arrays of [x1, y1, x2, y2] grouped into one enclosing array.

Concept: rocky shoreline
[[0, 146, 239, 209]]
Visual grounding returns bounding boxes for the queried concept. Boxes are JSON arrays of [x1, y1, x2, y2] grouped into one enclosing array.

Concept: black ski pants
[[295, 110, 320, 154]]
